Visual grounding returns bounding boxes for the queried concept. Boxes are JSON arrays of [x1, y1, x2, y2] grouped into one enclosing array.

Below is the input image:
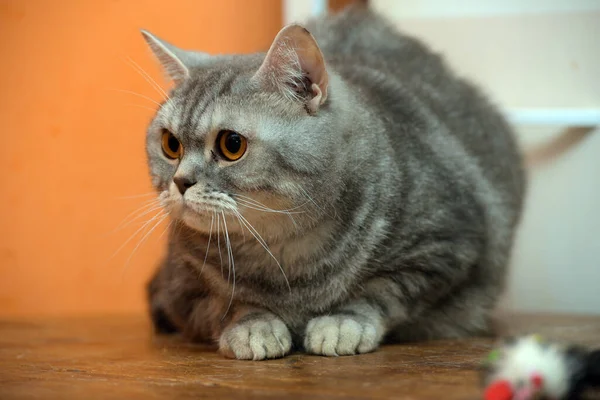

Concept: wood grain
[[1, 314, 599, 399]]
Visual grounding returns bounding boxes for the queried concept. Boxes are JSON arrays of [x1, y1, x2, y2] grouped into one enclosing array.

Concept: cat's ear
[[253, 24, 329, 113], [141, 30, 209, 84]]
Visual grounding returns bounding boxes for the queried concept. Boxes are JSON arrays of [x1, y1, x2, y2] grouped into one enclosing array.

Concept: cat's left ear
[[141, 30, 209, 85], [253, 24, 329, 113]]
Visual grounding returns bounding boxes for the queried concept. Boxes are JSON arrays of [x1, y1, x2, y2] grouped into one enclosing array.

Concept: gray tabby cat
[[143, 5, 525, 360]]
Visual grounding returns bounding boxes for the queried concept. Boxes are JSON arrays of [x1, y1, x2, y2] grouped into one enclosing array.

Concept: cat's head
[[142, 25, 344, 236]]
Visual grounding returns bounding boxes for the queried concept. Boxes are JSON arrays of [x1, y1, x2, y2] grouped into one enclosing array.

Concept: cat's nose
[[173, 176, 196, 195]]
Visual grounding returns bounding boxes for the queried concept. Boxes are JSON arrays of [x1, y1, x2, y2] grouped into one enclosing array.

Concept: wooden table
[[1, 314, 599, 399]]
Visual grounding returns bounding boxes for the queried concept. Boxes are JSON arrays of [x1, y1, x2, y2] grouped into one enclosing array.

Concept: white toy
[[481, 334, 600, 400]]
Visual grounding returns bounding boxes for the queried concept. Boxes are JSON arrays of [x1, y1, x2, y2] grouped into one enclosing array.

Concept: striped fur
[[145, 5, 525, 359]]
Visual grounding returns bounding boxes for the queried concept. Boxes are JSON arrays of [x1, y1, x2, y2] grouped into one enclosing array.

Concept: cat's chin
[[179, 207, 215, 233]]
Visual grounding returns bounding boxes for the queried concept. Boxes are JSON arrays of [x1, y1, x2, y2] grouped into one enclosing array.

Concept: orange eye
[[161, 130, 182, 159], [217, 130, 247, 161]]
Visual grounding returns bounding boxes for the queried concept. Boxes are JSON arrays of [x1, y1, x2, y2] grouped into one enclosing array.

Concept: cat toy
[[481, 334, 600, 400]]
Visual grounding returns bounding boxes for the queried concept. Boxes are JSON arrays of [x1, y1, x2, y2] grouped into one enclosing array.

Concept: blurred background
[[0, 0, 598, 318]]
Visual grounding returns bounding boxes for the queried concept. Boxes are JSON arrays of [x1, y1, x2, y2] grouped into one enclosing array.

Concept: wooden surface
[[1, 314, 600, 399]]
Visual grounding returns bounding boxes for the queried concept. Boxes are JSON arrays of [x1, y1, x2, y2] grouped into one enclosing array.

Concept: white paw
[[304, 315, 381, 356], [219, 316, 292, 360]]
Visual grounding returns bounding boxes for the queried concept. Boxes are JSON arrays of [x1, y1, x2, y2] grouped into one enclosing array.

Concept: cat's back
[[306, 5, 440, 84], [307, 5, 525, 220]]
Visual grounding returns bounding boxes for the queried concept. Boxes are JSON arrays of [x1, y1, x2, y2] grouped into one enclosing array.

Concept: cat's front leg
[[304, 300, 386, 356], [219, 307, 292, 360]]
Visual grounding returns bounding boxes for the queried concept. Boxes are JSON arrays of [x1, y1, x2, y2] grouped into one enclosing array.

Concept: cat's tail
[[524, 127, 594, 169], [329, 0, 368, 13]]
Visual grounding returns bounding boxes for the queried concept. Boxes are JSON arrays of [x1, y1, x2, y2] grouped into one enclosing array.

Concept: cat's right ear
[[252, 24, 329, 113], [141, 30, 209, 85]]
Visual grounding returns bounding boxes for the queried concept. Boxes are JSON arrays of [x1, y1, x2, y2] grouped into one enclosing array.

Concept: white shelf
[[506, 108, 600, 126], [292, 1, 600, 129]]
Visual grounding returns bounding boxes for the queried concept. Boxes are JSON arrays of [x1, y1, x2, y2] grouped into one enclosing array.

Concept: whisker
[[105, 202, 158, 238], [234, 198, 305, 214], [234, 211, 291, 293], [200, 213, 214, 275], [216, 211, 223, 278], [235, 195, 308, 212], [298, 186, 322, 211], [111, 202, 163, 234], [118, 197, 161, 220], [223, 213, 232, 285], [108, 209, 165, 260], [233, 199, 300, 231], [232, 212, 246, 241], [158, 220, 173, 240], [298, 186, 336, 221], [125, 56, 169, 99], [121, 212, 169, 278], [221, 212, 236, 320], [108, 88, 162, 107], [232, 194, 308, 213], [124, 56, 169, 101], [285, 210, 298, 231]]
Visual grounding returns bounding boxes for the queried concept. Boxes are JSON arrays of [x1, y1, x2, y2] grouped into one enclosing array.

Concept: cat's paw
[[219, 315, 292, 360], [304, 315, 381, 356]]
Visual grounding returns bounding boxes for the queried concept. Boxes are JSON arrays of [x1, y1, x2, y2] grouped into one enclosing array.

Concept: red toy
[[481, 334, 600, 400]]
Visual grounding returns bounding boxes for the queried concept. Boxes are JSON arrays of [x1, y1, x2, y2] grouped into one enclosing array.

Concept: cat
[[143, 4, 525, 360]]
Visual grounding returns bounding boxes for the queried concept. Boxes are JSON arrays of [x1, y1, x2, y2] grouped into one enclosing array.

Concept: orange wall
[[0, 0, 282, 317]]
